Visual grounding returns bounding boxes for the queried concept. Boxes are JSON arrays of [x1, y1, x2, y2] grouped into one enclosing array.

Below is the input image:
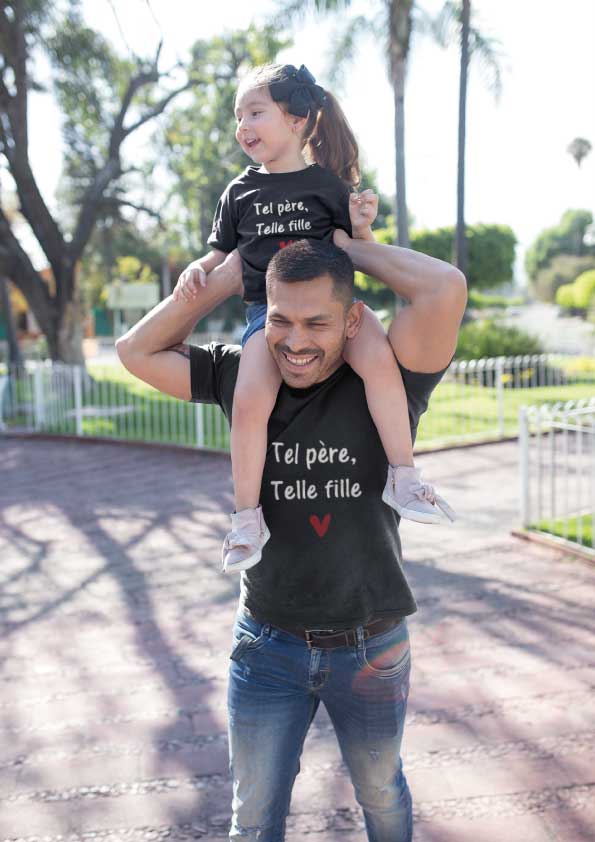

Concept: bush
[[454, 321, 567, 388], [573, 269, 595, 309], [555, 269, 595, 316], [455, 320, 543, 360], [555, 283, 576, 309], [371, 223, 517, 291], [410, 224, 516, 290], [560, 356, 595, 377], [531, 254, 595, 302]]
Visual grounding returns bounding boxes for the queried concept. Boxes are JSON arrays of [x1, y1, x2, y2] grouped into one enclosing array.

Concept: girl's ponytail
[[304, 90, 360, 188]]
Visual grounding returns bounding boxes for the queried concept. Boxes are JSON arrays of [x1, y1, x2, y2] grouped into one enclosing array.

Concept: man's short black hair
[[266, 240, 354, 308]]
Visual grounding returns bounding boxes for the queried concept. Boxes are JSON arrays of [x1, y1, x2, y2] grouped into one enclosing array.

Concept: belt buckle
[[304, 627, 338, 650]]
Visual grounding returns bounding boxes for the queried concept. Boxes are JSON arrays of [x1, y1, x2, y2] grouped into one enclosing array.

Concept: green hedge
[[455, 320, 543, 360], [555, 269, 595, 313]]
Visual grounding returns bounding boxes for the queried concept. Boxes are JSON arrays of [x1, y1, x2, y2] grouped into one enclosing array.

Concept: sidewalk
[[0, 437, 593, 841]]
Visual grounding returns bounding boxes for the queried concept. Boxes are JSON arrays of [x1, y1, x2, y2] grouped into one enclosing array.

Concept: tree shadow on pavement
[[1, 436, 593, 840]]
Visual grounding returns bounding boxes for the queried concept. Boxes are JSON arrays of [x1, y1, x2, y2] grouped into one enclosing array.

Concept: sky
[[22, 0, 595, 284]]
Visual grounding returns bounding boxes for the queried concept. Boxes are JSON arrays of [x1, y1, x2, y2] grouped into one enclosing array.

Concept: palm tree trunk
[[389, 0, 413, 250], [393, 62, 410, 249], [455, 0, 471, 276]]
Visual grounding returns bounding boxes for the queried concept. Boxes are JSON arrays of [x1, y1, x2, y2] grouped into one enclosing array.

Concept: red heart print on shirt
[[309, 514, 331, 538], [279, 240, 296, 249]]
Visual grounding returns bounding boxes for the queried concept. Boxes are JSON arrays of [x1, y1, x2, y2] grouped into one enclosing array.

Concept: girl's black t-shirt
[[190, 342, 446, 630], [206, 164, 352, 304]]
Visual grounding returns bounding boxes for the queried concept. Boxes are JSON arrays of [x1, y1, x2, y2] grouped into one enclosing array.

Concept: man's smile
[[283, 352, 318, 368]]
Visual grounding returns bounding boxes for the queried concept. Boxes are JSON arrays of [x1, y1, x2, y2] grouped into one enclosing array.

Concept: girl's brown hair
[[237, 64, 360, 188]]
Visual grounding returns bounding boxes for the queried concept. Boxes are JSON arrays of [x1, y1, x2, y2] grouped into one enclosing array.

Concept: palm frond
[[431, 0, 459, 47], [324, 14, 376, 89], [469, 28, 504, 100], [431, 1, 505, 100], [412, 5, 438, 39], [273, 0, 354, 26]]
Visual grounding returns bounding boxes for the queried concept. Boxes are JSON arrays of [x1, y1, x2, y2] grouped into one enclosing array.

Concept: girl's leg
[[223, 329, 282, 572], [344, 307, 452, 524], [231, 329, 282, 510], [343, 306, 413, 468]]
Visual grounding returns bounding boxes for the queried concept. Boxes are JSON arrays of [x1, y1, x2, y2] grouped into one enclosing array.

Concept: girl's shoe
[[382, 465, 457, 524], [222, 505, 271, 573]]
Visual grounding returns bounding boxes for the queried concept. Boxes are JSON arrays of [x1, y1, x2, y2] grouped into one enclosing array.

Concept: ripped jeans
[[227, 611, 412, 842]]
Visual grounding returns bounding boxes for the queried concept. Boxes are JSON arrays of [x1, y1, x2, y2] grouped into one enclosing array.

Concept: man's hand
[[349, 189, 378, 241], [173, 259, 208, 303]]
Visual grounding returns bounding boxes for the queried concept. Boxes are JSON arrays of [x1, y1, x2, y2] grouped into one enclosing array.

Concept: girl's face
[[234, 83, 305, 170]]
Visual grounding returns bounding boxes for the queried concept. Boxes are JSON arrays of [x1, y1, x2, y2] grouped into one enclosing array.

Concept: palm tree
[[433, 1, 502, 277], [567, 137, 592, 169], [282, 1, 415, 248], [455, 0, 471, 276]]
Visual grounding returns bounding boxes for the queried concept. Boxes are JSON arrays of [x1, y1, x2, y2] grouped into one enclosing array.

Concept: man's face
[[265, 273, 362, 388]]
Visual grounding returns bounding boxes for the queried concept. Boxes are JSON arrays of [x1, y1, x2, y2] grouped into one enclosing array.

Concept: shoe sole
[[382, 491, 443, 525], [223, 527, 271, 573]]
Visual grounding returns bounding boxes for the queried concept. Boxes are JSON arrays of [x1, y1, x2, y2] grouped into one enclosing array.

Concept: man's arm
[[116, 250, 243, 400], [338, 235, 467, 373]]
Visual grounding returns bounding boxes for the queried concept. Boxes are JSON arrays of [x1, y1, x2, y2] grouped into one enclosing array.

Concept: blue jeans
[[241, 302, 267, 347], [227, 611, 413, 841]]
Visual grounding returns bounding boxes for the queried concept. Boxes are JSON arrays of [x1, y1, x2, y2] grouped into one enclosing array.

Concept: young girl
[[173, 63, 455, 573]]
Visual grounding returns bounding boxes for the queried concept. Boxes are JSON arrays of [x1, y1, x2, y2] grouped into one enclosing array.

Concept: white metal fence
[[1, 354, 595, 453], [519, 398, 595, 552], [0, 362, 230, 450]]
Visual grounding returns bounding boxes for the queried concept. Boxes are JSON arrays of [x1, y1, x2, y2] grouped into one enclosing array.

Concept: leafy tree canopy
[[354, 222, 516, 312], [525, 209, 595, 282]]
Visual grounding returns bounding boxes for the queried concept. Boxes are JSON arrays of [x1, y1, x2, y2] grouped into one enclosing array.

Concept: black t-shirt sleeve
[[330, 178, 353, 237], [207, 185, 238, 253], [189, 343, 240, 412], [398, 361, 448, 442]]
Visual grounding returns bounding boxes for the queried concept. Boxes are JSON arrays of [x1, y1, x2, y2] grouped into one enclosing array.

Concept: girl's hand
[[172, 259, 208, 303], [333, 228, 352, 250], [349, 189, 378, 239]]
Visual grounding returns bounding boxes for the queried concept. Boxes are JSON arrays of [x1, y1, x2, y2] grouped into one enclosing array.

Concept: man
[[116, 232, 466, 842]]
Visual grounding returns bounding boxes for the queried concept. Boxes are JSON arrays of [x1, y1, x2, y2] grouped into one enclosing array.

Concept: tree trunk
[[393, 60, 410, 249], [18, 266, 86, 365], [55, 295, 86, 365], [388, 0, 413, 250], [455, 0, 471, 277], [0, 276, 23, 367]]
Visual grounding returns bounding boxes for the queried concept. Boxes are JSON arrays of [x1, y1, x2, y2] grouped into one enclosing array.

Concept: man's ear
[[345, 299, 364, 340]]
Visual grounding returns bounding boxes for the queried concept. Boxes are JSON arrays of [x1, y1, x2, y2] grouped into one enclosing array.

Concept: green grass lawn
[[536, 514, 593, 549], [3, 360, 594, 452], [416, 379, 595, 448]]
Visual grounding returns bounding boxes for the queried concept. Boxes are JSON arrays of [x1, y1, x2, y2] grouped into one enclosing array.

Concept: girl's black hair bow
[[269, 64, 327, 118]]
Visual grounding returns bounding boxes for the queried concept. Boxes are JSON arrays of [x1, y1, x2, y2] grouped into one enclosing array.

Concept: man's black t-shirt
[[206, 165, 352, 304], [190, 343, 445, 629]]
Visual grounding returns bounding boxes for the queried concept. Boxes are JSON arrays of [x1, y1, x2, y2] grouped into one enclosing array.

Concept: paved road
[[0, 437, 593, 841], [502, 302, 595, 355]]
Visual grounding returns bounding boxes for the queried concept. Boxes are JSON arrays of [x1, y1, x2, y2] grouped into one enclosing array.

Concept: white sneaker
[[382, 465, 457, 524], [222, 506, 271, 573]]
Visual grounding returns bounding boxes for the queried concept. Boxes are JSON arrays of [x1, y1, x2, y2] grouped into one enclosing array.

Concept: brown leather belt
[[251, 613, 403, 650]]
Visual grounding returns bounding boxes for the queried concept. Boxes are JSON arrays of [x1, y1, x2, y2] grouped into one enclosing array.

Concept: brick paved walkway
[[0, 437, 593, 842]]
